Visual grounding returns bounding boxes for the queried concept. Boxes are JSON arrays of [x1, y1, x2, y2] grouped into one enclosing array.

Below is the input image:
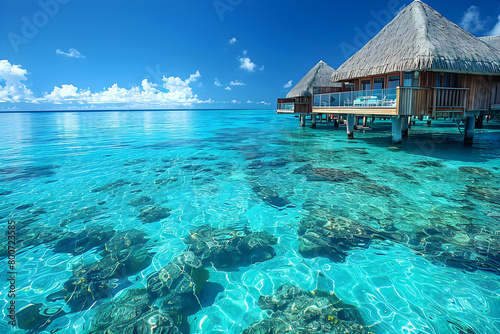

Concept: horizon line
[[0, 108, 275, 114]]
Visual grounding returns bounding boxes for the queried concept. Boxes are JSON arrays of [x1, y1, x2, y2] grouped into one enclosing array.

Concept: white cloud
[[1, 61, 210, 109], [0, 60, 36, 103], [460, 6, 487, 33], [229, 37, 237, 44], [247, 100, 253, 104], [44, 71, 203, 106], [56, 48, 86, 59], [231, 99, 239, 104], [258, 101, 270, 105], [259, 65, 265, 71], [44, 84, 91, 104], [284, 80, 293, 89], [225, 86, 232, 91], [230, 80, 245, 86], [214, 77, 223, 86], [238, 56, 256, 72], [238, 51, 260, 72], [490, 15, 500, 35]]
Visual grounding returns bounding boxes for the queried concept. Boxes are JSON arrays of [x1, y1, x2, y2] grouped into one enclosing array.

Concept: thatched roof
[[286, 60, 340, 98], [332, 0, 500, 82], [479, 36, 500, 53]]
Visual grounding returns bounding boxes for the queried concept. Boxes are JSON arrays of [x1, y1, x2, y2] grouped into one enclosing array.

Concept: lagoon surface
[[1, 110, 500, 333]]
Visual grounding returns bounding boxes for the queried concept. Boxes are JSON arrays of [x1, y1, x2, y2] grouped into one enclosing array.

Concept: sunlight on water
[[0, 110, 499, 333]]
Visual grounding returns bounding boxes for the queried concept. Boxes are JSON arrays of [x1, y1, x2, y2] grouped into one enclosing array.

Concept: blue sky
[[1, 0, 499, 111]]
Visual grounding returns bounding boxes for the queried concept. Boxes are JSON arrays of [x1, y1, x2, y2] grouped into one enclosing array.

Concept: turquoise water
[[0, 110, 499, 333]]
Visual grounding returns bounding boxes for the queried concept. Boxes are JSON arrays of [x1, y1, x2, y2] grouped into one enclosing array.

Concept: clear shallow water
[[0, 110, 499, 333]]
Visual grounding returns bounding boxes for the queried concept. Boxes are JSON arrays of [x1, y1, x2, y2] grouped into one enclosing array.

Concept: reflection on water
[[0, 110, 499, 333]]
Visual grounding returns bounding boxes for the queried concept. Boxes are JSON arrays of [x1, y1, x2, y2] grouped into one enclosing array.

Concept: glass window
[[413, 71, 419, 86], [451, 73, 458, 87], [388, 76, 400, 89], [361, 80, 371, 91], [314, 95, 320, 106], [443, 73, 450, 87], [373, 78, 385, 90], [321, 94, 329, 107], [344, 83, 355, 92], [436, 73, 442, 87], [436, 72, 458, 88], [403, 72, 413, 87]]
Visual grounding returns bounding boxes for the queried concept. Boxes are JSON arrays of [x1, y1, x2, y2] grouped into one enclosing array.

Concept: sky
[[0, 0, 500, 111]]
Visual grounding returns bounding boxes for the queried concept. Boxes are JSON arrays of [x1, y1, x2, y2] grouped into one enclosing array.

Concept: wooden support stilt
[[346, 115, 355, 139], [401, 116, 409, 137], [333, 118, 339, 128], [339, 115, 344, 124], [300, 113, 305, 127], [418, 115, 423, 121], [464, 116, 475, 146], [392, 116, 402, 145], [407, 116, 412, 129], [363, 117, 367, 127], [311, 113, 316, 128]]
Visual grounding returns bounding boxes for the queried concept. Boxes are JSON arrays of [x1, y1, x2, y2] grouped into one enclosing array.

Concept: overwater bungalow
[[280, 1, 500, 145], [276, 60, 341, 127]]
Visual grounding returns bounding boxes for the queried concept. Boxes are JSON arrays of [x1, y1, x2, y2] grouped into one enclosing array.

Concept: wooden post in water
[[392, 116, 403, 145], [300, 113, 305, 127], [363, 117, 367, 127], [346, 115, 355, 139], [311, 113, 317, 128], [401, 116, 409, 137], [333, 118, 339, 128], [426, 116, 432, 127], [464, 116, 475, 146]]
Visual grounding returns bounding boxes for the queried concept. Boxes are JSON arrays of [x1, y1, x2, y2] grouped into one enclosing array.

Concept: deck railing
[[313, 88, 398, 108], [432, 87, 469, 114], [397, 87, 432, 116], [313, 87, 470, 116], [277, 103, 295, 111]]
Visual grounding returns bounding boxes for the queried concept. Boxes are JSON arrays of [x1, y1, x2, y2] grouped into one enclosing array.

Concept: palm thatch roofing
[[286, 60, 340, 98], [479, 36, 500, 53], [332, 0, 500, 82]]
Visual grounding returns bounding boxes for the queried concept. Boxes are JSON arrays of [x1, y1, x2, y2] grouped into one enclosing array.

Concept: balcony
[[276, 102, 295, 113], [276, 97, 311, 114], [312, 87, 469, 116], [313, 88, 398, 114]]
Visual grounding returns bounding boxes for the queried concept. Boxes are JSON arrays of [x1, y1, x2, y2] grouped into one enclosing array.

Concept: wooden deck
[[276, 109, 296, 114], [312, 107, 397, 116]]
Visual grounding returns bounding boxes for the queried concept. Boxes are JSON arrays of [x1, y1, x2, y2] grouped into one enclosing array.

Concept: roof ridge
[[411, 0, 432, 56]]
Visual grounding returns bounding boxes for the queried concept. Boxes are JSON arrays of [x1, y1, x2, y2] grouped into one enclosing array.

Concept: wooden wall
[[491, 76, 500, 106], [459, 75, 493, 111], [295, 96, 311, 114]]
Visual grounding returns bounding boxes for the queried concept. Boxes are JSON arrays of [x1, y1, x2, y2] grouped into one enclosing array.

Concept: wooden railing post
[[432, 88, 437, 118]]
